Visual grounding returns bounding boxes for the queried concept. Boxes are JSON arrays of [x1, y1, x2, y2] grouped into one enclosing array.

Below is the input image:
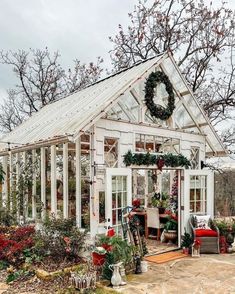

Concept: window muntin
[[135, 133, 180, 154], [104, 137, 118, 167], [189, 175, 207, 214], [190, 147, 200, 169], [111, 175, 127, 234], [80, 134, 91, 230]]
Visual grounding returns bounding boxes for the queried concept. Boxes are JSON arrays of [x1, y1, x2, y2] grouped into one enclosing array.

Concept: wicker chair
[[189, 215, 220, 254]]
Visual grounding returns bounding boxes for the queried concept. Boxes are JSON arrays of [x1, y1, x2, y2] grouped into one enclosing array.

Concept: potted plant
[[92, 246, 106, 266], [181, 230, 193, 255], [151, 192, 169, 213], [164, 214, 178, 244], [214, 220, 228, 253], [102, 236, 134, 281]]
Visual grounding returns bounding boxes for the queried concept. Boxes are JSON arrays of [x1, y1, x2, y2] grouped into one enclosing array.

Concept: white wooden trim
[[75, 138, 81, 227], [73, 54, 167, 139], [40, 147, 46, 218], [23, 152, 28, 219], [16, 153, 20, 219], [63, 143, 69, 219], [105, 168, 132, 229], [32, 150, 37, 219], [2, 155, 8, 207], [9, 152, 13, 211], [50, 145, 57, 216], [90, 126, 97, 236], [183, 169, 214, 232]]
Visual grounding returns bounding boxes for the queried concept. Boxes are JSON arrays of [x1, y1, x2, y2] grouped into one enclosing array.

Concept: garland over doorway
[[145, 71, 175, 120], [123, 151, 191, 170]]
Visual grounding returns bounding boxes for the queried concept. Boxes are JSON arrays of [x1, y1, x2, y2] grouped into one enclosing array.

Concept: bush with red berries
[[0, 226, 35, 265]]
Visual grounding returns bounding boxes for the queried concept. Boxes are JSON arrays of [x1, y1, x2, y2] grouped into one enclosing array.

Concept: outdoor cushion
[[195, 229, 218, 237], [194, 215, 211, 229]]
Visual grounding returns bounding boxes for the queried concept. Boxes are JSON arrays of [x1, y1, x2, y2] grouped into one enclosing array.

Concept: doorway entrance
[[131, 168, 181, 255]]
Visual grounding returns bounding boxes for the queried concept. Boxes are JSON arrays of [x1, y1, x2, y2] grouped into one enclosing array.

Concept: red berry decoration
[[156, 158, 165, 171]]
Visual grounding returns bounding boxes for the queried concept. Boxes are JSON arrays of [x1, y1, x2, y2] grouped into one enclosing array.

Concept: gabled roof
[[0, 51, 226, 156]]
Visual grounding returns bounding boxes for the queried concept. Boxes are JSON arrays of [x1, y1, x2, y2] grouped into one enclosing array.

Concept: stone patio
[[114, 253, 235, 294]]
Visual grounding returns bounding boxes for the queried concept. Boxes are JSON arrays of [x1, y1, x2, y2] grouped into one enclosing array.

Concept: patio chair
[[146, 207, 164, 241], [189, 215, 220, 253]]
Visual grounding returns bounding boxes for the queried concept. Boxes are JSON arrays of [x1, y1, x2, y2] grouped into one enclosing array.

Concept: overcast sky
[[0, 0, 234, 102], [0, 0, 139, 100]]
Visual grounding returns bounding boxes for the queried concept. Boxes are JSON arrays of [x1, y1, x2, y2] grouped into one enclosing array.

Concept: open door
[[105, 168, 132, 234], [182, 169, 214, 233]]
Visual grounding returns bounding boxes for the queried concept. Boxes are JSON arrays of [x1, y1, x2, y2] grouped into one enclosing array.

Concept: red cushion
[[195, 229, 218, 237]]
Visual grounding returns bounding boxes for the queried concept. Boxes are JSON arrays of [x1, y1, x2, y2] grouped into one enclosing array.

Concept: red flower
[[64, 237, 71, 245], [194, 239, 201, 248]]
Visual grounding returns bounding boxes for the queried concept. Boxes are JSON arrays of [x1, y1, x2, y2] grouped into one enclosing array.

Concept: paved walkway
[[0, 283, 9, 294], [115, 254, 235, 294]]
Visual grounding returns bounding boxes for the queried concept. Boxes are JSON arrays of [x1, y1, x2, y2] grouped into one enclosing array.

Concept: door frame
[[182, 169, 214, 233], [105, 168, 132, 231]]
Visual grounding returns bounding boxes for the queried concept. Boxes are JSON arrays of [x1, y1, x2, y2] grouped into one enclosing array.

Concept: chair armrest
[[209, 219, 220, 237], [189, 217, 196, 238]]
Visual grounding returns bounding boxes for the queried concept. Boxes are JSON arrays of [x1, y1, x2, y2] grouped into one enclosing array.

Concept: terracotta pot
[[182, 247, 189, 255], [92, 252, 106, 266]]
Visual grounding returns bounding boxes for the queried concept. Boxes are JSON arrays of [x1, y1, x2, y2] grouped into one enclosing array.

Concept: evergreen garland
[[123, 150, 191, 168], [145, 71, 175, 120]]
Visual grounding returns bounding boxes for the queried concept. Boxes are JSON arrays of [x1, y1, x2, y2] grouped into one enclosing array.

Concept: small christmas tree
[[181, 230, 193, 248]]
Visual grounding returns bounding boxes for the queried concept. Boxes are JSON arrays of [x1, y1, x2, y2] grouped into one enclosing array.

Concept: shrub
[[101, 235, 134, 280], [0, 226, 35, 266], [33, 216, 86, 262], [0, 208, 17, 227]]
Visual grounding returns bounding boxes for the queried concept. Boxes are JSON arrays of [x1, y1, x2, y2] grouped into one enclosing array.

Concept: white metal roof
[[0, 54, 165, 150], [0, 52, 226, 156]]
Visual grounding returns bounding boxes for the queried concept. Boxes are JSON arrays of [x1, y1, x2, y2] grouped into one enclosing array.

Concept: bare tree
[[0, 48, 103, 132], [109, 0, 235, 147]]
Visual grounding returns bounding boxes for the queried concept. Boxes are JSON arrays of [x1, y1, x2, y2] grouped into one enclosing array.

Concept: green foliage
[[43, 215, 76, 236], [6, 269, 33, 284], [109, 236, 133, 265], [181, 230, 193, 248], [0, 163, 5, 182], [123, 151, 191, 168], [145, 71, 175, 120], [0, 207, 17, 226], [33, 216, 86, 261], [151, 198, 169, 208], [102, 251, 115, 281], [0, 260, 8, 270], [164, 218, 178, 231], [101, 236, 134, 281], [214, 219, 235, 236]]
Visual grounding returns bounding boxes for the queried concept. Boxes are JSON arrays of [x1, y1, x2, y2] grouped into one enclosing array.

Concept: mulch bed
[[0, 268, 73, 294], [0, 258, 86, 294], [33, 256, 84, 272]]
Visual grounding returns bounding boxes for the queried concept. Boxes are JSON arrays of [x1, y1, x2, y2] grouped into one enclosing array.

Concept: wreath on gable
[[144, 71, 175, 120]]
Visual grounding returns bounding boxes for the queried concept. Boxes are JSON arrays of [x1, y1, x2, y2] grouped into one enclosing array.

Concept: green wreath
[[145, 71, 175, 120]]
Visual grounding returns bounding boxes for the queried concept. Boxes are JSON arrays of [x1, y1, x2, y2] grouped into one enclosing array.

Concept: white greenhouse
[[0, 51, 226, 246]]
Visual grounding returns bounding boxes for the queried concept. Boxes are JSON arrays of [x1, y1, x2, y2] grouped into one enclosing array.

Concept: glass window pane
[[117, 192, 122, 208], [104, 138, 118, 168], [99, 191, 105, 223], [112, 209, 116, 225], [112, 193, 116, 209]]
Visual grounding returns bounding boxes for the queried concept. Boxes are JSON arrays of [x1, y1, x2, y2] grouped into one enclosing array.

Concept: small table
[[130, 210, 168, 239]]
